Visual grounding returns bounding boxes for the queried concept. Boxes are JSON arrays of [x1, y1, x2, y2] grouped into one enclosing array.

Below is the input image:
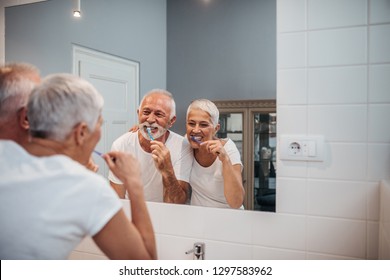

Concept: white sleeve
[[86, 178, 122, 236], [173, 139, 193, 183], [227, 139, 243, 170]]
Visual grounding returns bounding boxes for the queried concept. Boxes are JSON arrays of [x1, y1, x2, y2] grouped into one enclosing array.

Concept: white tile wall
[[306, 217, 366, 258], [308, 27, 367, 66], [308, 105, 367, 142], [252, 246, 306, 260], [369, 65, 390, 103], [369, 24, 390, 63], [367, 144, 390, 181], [306, 179, 367, 219], [277, 105, 307, 135], [69, 0, 390, 260], [370, 0, 390, 24], [277, 69, 307, 105], [276, 178, 307, 214], [368, 105, 390, 142], [277, 32, 306, 69], [307, 143, 367, 180], [307, 0, 367, 29], [277, 0, 389, 260], [307, 66, 367, 104], [277, 0, 306, 32]]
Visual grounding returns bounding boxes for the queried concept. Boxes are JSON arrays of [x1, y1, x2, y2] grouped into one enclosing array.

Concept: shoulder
[[167, 130, 183, 140], [112, 132, 137, 149], [167, 131, 189, 146], [0, 140, 25, 154]]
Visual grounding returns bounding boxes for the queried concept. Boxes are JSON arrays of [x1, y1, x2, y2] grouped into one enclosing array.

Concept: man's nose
[[147, 113, 156, 123]]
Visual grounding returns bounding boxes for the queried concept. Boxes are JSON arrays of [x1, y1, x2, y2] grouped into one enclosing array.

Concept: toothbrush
[[146, 127, 154, 141], [190, 135, 202, 144], [93, 150, 103, 157], [94, 149, 116, 162], [191, 136, 220, 154]]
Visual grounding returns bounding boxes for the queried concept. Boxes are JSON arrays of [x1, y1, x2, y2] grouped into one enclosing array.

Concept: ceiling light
[[73, 0, 81, 18]]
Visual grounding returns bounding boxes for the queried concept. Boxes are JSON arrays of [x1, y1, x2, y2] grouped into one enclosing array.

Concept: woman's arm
[[93, 151, 157, 259]]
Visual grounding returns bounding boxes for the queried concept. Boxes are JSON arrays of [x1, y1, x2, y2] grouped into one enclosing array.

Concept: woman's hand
[[103, 151, 142, 191], [201, 139, 227, 161]]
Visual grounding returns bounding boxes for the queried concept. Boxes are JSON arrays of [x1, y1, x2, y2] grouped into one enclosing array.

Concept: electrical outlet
[[279, 135, 324, 161], [289, 142, 301, 155]]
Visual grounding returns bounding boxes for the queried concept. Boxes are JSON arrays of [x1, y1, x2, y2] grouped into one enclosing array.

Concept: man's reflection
[[108, 89, 193, 203]]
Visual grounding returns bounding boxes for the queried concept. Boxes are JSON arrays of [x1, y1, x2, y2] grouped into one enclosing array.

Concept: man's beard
[[138, 122, 168, 140]]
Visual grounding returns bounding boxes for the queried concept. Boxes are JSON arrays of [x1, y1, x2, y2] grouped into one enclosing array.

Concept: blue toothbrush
[[146, 127, 154, 141], [192, 136, 220, 154], [191, 136, 202, 144], [94, 149, 116, 162], [93, 150, 103, 157]]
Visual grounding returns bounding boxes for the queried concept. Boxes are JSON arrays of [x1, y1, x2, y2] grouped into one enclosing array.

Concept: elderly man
[[109, 89, 193, 204], [0, 63, 98, 172], [0, 73, 156, 260], [0, 63, 40, 146]]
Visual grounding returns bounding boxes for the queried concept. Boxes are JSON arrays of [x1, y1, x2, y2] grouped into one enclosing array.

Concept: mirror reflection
[[5, 0, 276, 211]]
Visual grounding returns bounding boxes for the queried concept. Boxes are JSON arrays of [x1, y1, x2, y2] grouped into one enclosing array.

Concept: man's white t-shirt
[[0, 140, 122, 260], [108, 131, 193, 202]]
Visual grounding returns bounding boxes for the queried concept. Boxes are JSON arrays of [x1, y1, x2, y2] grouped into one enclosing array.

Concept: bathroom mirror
[[4, 0, 276, 211]]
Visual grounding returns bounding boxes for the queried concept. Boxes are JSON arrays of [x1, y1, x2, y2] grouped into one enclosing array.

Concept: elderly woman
[[0, 73, 156, 260], [186, 99, 245, 209]]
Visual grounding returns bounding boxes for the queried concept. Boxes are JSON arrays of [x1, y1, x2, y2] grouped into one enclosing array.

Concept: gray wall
[[167, 0, 276, 134], [5, 0, 167, 95], [5, 0, 276, 135]]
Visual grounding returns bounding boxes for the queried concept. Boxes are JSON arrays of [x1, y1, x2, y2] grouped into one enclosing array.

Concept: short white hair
[[139, 88, 176, 119], [0, 62, 40, 123], [28, 73, 104, 141], [186, 99, 219, 127]]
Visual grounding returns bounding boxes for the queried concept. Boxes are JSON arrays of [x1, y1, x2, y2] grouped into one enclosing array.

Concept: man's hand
[[149, 140, 173, 172]]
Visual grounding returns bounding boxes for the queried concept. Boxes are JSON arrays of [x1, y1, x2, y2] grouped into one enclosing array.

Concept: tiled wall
[[70, 0, 390, 260], [276, 0, 390, 259]]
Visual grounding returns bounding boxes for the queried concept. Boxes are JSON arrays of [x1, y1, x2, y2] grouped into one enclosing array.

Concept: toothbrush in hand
[[191, 136, 220, 155], [94, 149, 116, 162], [146, 127, 154, 141]]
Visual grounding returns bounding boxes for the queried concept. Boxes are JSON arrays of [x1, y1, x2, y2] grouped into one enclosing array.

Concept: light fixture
[[73, 0, 81, 18]]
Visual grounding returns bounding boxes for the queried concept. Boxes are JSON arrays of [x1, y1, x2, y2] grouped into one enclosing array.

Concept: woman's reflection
[[186, 99, 245, 209]]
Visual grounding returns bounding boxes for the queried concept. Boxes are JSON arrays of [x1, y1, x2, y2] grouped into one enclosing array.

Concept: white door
[[73, 45, 139, 178]]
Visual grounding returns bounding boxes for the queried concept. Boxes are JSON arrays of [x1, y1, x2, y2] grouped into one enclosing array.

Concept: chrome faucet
[[185, 242, 205, 260]]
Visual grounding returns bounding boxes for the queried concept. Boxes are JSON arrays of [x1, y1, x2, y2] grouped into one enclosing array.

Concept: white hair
[[186, 99, 219, 127], [28, 73, 104, 141], [0, 63, 40, 123], [139, 88, 176, 119]]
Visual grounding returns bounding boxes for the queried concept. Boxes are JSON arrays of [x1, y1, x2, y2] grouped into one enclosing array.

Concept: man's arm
[[149, 141, 189, 204], [162, 173, 190, 204], [93, 151, 157, 260]]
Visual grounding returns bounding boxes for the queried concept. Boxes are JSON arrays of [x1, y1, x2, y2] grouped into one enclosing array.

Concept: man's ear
[[74, 122, 89, 145], [18, 107, 29, 130], [168, 116, 176, 128]]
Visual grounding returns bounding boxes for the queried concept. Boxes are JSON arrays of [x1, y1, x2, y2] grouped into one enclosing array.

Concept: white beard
[[138, 122, 167, 140]]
